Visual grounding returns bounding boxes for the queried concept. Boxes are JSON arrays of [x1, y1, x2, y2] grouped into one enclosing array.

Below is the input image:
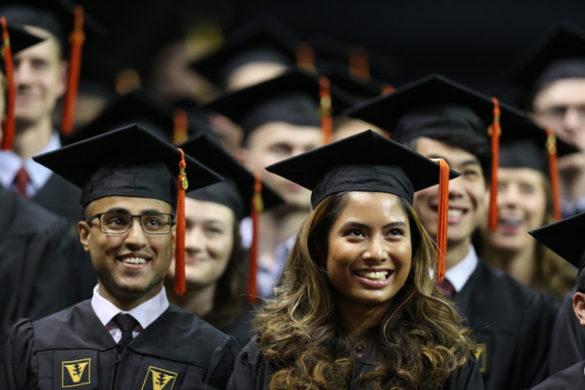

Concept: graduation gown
[[0, 188, 95, 344], [453, 261, 557, 390], [548, 289, 585, 375], [2, 300, 241, 390], [531, 360, 585, 389], [31, 173, 83, 224], [227, 335, 485, 390]]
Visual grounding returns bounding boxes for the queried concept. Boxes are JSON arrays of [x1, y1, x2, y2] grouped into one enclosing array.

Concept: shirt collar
[[444, 245, 478, 293], [91, 284, 169, 330], [0, 132, 60, 191]]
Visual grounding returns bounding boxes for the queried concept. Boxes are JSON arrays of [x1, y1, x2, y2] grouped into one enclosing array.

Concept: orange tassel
[[319, 76, 333, 145], [248, 173, 263, 303], [434, 158, 450, 283], [488, 97, 501, 231], [381, 84, 395, 95], [1, 17, 15, 150], [296, 42, 315, 73], [60, 6, 85, 136], [545, 128, 562, 221], [348, 46, 370, 79], [172, 108, 188, 145], [174, 148, 188, 295]]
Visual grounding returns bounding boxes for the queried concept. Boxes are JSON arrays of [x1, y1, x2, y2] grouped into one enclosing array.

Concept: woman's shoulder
[[227, 334, 274, 390], [440, 355, 485, 390]]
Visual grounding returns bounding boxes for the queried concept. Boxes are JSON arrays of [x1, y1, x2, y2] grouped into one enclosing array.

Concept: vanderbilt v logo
[[62, 358, 91, 387], [474, 343, 487, 373], [141, 366, 178, 390]]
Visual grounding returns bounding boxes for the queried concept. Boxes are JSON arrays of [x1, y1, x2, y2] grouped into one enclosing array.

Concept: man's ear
[[78, 221, 91, 252], [573, 292, 585, 326]]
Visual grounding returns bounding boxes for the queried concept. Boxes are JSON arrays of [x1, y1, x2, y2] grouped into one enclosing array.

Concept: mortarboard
[[1, 20, 45, 150], [345, 74, 533, 230], [266, 129, 459, 281], [206, 67, 354, 143], [33, 124, 223, 295], [510, 22, 585, 94], [180, 133, 284, 302], [190, 17, 299, 89], [529, 212, 585, 271]]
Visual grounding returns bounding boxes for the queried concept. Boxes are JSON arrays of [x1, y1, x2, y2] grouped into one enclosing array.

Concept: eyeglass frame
[[85, 212, 176, 235]]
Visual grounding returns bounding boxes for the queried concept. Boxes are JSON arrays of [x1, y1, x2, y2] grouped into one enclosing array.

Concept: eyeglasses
[[86, 211, 175, 235]]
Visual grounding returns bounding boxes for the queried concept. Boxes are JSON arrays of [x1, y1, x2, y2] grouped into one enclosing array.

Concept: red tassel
[[348, 46, 370, 79], [248, 173, 263, 303], [319, 76, 333, 145], [60, 6, 85, 136], [1, 17, 15, 150], [488, 97, 501, 231], [296, 42, 315, 73], [174, 148, 188, 296], [172, 109, 188, 145], [433, 158, 450, 283], [545, 128, 562, 221], [381, 84, 395, 95]]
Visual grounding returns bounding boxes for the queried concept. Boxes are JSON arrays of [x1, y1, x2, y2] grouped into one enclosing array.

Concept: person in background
[[347, 74, 558, 390], [166, 133, 283, 341]]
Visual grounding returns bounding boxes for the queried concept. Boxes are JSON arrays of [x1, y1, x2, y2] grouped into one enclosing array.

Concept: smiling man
[[1, 124, 240, 389], [347, 74, 558, 390]]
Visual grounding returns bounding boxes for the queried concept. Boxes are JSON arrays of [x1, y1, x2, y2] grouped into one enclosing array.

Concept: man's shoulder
[[532, 360, 585, 389]]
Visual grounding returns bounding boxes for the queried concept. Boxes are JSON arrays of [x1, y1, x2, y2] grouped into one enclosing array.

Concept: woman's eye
[[346, 229, 364, 237], [388, 228, 405, 237]]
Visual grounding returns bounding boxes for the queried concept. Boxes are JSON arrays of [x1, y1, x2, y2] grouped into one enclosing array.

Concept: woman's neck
[[336, 298, 389, 340], [493, 244, 537, 286], [168, 282, 217, 317]]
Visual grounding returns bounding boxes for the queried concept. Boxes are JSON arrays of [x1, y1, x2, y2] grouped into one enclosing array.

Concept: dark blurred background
[[81, 0, 585, 106]]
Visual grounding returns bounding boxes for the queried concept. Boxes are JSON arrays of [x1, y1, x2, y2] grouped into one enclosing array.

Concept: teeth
[[123, 257, 146, 264], [500, 217, 522, 226], [356, 271, 388, 281], [448, 209, 463, 217]]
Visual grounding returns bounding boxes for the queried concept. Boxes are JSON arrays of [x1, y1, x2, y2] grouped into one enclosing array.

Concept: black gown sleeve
[[227, 335, 272, 390], [1, 319, 38, 390], [206, 335, 244, 389], [442, 356, 486, 390]]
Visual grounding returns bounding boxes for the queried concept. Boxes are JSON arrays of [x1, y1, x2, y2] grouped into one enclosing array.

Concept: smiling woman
[[227, 130, 484, 390]]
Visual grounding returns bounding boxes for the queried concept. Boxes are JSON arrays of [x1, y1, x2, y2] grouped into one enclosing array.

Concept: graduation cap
[[510, 22, 585, 94], [1, 0, 107, 137], [266, 129, 459, 281], [190, 17, 299, 89], [206, 67, 354, 144], [529, 211, 585, 271], [1, 19, 45, 150], [33, 124, 223, 295], [180, 133, 284, 302], [68, 88, 209, 145], [346, 74, 529, 231]]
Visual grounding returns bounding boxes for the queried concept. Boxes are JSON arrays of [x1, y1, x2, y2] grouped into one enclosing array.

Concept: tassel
[[296, 42, 315, 73], [348, 46, 370, 79], [381, 84, 395, 95], [248, 173, 263, 303], [172, 108, 188, 145], [174, 148, 188, 295], [433, 158, 450, 283], [1, 17, 15, 150], [60, 6, 85, 136], [545, 128, 561, 221], [319, 76, 333, 145], [487, 97, 501, 231]]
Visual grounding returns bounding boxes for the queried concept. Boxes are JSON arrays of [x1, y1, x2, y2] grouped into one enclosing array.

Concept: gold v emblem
[[141, 366, 178, 390], [474, 343, 487, 373], [61, 358, 91, 387]]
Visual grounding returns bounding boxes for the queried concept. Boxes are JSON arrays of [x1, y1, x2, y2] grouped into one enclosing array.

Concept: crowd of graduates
[[2, 1, 585, 389]]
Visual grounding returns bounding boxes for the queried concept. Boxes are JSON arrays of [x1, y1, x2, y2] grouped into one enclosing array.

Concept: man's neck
[[13, 117, 53, 160], [446, 237, 471, 270]]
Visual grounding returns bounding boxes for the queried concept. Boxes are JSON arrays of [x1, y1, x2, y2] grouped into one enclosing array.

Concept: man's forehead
[[415, 137, 481, 167], [85, 195, 173, 214], [247, 121, 321, 146]]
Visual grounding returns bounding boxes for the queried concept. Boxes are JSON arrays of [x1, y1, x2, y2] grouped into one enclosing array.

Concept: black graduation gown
[[453, 261, 557, 390], [2, 300, 241, 390], [224, 303, 256, 343], [0, 188, 95, 343], [531, 360, 585, 390], [31, 173, 83, 224], [227, 335, 485, 390], [548, 289, 585, 375]]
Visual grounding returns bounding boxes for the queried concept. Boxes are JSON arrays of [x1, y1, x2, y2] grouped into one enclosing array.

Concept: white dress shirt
[[91, 285, 169, 343], [444, 245, 479, 293]]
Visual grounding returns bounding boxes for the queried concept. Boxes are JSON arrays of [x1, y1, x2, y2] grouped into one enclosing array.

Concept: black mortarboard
[[266, 129, 459, 208], [68, 88, 208, 144], [180, 133, 283, 219], [317, 62, 390, 105], [33, 124, 222, 209], [510, 22, 585, 93], [190, 17, 299, 88], [206, 68, 353, 140], [0, 0, 105, 55], [529, 212, 585, 271], [3, 23, 44, 58]]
